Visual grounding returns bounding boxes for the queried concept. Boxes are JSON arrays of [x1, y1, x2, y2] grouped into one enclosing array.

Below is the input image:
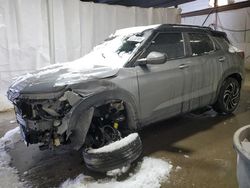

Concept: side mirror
[[137, 51, 167, 66]]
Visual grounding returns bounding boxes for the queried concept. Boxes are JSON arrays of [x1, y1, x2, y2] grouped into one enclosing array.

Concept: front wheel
[[213, 77, 241, 114], [82, 101, 142, 172], [83, 133, 142, 172]]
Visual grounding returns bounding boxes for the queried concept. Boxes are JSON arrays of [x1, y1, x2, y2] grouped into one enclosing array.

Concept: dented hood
[[9, 60, 119, 94]]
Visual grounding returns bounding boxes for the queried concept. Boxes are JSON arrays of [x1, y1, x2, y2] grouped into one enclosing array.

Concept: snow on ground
[[88, 133, 138, 153], [175, 166, 182, 171], [106, 165, 131, 177], [0, 94, 13, 112], [9, 120, 16, 124], [184, 155, 190, 159], [0, 127, 25, 188], [61, 157, 173, 188], [0, 128, 174, 188]]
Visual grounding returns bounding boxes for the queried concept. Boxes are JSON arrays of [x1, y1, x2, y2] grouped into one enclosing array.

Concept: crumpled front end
[[9, 90, 83, 150]]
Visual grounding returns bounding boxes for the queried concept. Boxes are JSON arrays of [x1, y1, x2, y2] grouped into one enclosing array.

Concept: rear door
[[181, 32, 224, 112], [135, 32, 187, 124]]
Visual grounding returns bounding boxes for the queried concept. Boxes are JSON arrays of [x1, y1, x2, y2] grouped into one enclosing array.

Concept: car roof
[[157, 24, 212, 30], [154, 24, 228, 39], [114, 24, 227, 40]]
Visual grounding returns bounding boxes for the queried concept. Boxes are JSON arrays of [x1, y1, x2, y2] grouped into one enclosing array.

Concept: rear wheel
[[213, 77, 240, 114]]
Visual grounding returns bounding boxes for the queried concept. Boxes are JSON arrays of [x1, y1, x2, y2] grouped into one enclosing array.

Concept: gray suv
[[7, 24, 244, 171]]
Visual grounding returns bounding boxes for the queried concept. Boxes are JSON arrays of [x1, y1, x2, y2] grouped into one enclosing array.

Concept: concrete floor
[[1, 71, 250, 188]]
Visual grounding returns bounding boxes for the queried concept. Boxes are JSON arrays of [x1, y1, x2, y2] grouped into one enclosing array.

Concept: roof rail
[[166, 24, 213, 30]]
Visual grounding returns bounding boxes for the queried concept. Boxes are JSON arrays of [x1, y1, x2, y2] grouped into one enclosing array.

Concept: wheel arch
[[227, 73, 243, 87], [66, 89, 140, 150]]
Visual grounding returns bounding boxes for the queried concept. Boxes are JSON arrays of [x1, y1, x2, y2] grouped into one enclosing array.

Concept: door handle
[[218, 56, 226, 62], [179, 64, 189, 69]]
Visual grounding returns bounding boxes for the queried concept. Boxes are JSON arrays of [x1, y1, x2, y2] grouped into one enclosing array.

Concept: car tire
[[83, 133, 142, 172], [213, 77, 240, 114]]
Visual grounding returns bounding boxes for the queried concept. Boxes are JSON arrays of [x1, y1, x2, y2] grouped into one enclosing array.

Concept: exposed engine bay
[[84, 101, 127, 149]]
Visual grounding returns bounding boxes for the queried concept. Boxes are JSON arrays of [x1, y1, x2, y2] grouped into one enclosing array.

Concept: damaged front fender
[[66, 88, 139, 150], [65, 107, 94, 150]]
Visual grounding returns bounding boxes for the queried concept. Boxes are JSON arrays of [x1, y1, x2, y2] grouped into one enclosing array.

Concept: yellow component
[[54, 138, 60, 146], [114, 122, 119, 129]]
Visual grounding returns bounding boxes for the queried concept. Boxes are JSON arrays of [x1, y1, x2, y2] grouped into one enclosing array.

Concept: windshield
[[78, 31, 150, 68]]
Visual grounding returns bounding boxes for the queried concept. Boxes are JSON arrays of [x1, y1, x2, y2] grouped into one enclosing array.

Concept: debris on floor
[[187, 107, 218, 118]]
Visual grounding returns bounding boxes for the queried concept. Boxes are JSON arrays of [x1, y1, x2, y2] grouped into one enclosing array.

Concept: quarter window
[[144, 33, 184, 60], [188, 33, 214, 56], [214, 36, 229, 50]]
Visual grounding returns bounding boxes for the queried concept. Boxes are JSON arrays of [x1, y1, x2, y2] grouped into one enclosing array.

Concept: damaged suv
[[7, 24, 244, 171]]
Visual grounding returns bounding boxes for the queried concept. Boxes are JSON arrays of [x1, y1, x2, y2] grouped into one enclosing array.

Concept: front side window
[[188, 33, 214, 56], [143, 32, 185, 60]]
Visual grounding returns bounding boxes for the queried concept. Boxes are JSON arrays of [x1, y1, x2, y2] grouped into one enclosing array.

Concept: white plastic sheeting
[[181, 7, 250, 70], [0, 0, 181, 111]]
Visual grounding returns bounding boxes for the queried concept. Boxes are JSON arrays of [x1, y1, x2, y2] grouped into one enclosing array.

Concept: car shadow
[[140, 108, 233, 156]]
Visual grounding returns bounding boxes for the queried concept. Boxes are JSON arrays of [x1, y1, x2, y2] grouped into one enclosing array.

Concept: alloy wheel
[[223, 82, 240, 111]]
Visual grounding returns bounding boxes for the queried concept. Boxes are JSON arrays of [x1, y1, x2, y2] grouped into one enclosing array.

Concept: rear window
[[188, 33, 214, 56]]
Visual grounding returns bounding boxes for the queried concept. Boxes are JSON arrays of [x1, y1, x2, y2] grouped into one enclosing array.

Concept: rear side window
[[188, 33, 214, 56], [144, 32, 184, 60], [214, 37, 229, 50]]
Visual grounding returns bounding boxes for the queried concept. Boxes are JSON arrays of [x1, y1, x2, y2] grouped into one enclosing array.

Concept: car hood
[[9, 59, 120, 95]]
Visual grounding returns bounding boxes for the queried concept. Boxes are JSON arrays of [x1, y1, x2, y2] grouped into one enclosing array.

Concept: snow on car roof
[[114, 24, 160, 36]]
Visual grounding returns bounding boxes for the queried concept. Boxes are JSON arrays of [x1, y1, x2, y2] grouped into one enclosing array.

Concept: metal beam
[[152, 0, 195, 7], [81, 0, 195, 8]]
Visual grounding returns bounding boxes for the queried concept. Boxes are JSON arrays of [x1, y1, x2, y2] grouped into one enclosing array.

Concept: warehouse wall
[[0, 0, 181, 111]]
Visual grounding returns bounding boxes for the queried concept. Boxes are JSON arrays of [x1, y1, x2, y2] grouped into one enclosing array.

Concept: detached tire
[[213, 77, 241, 114], [83, 133, 142, 172]]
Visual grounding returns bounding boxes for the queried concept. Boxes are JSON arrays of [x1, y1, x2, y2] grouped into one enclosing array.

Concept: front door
[[135, 32, 188, 125]]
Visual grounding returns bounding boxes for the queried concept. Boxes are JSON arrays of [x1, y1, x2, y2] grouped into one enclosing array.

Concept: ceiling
[[81, 0, 195, 8]]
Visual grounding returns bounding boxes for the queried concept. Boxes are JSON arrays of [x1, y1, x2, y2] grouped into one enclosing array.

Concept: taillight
[[237, 51, 245, 59]]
